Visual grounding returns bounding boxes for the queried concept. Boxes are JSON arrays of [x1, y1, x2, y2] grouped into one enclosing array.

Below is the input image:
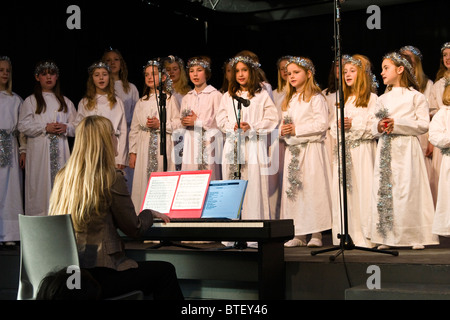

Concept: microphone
[[232, 95, 250, 107]]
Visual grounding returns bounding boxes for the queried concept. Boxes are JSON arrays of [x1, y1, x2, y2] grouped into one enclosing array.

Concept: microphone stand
[[157, 64, 168, 172], [219, 96, 255, 251], [235, 99, 242, 180], [310, 0, 398, 261], [148, 60, 201, 251]]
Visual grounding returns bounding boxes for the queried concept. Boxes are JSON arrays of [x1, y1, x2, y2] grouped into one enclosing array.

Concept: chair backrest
[[17, 214, 80, 300]]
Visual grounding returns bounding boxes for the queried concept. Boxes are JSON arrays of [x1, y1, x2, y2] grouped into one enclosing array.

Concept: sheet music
[[171, 173, 210, 210], [142, 175, 179, 213]]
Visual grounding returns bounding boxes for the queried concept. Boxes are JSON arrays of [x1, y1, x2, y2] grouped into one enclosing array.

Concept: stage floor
[[124, 230, 450, 265], [2, 231, 450, 300]]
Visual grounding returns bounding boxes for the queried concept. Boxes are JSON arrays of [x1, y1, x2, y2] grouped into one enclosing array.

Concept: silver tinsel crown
[[35, 61, 59, 76], [143, 59, 160, 71], [399, 45, 423, 60], [383, 52, 417, 84], [186, 58, 210, 71], [0, 56, 11, 63], [441, 42, 450, 53], [88, 61, 110, 74], [343, 54, 362, 68], [229, 56, 261, 70], [142, 59, 173, 93], [285, 56, 316, 75]]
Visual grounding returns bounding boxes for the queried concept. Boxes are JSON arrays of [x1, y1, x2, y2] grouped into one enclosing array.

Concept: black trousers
[[87, 261, 184, 300]]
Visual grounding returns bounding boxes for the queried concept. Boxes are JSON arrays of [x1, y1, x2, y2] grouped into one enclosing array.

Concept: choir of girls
[[1, 42, 450, 251]]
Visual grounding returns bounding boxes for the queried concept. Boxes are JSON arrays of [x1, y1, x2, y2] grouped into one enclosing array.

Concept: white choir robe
[[18, 93, 77, 216], [429, 105, 450, 236], [269, 87, 287, 220], [330, 93, 378, 248], [370, 87, 439, 247], [129, 94, 181, 213], [216, 90, 278, 220], [429, 78, 446, 206], [0, 91, 24, 241], [114, 80, 140, 192], [180, 85, 223, 180], [416, 80, 436, 206], [323, 89, 339, 170], [75, 95, 128, 167], [279, 93, 332, 236]]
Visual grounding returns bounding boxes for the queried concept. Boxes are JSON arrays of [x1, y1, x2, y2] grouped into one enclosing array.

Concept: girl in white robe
[[330, 54, 378, 248], [129, 61, 181, 213], [216, 55, 278, 221], [0, 56, 24, 243], [269, 56, 291, 220], [429, 43, 450, 208], [18, 61, 77, 216], [279, 57, 332, 248], [181, 56, 223, 180], [370, 52, 438, 249], [400, 46, 436, 206], [103, 48, 140, 192], [75, 62, 127, 169], [429, 77, 450, 236]]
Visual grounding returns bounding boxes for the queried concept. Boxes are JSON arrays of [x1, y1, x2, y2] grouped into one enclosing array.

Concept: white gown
[[322, 89, 339, 170], [279, 93, 332, 236], [0, 91, 24, 241], [268, 87, 286, 220], [129, 94, 181, 213], [114, 80, 139, 193], [330, 93, 378, 247], [18, 93, 77, 216], [429, 105, 450, 236], [429, 78, 446, 207], [180, 85, 223, 180], [75, 95, 128, 167], [216, 90, 278, 220], [416, 80, 436, 206], [370, 87, 438, 247]]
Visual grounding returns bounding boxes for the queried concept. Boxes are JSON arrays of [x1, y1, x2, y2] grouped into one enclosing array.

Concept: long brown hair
[[228, 54, 262, 99], [384, 52, 419, 92], [83, 64, 117, 110], [33, 61, 68, 115]]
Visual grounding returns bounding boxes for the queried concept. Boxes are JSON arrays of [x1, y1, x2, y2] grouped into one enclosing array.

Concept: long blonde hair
[[102, 48, 132, 94], [443, 71, 450, 106], [281, 57, 322, 111], [84, 65, 117, 111], [343, 54, 372, 108], [49, 116, 117, 232], [165, 57, 190, 95]]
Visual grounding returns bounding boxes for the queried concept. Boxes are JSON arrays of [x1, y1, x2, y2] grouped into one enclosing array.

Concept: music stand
[[310, 0, 398, 261]]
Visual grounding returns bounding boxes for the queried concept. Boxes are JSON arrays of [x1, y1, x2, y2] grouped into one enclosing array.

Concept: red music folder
[[140, 170, 212, 218]]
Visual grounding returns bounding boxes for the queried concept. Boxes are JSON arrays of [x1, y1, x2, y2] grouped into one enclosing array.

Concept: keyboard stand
[[147, 240, 202, 250]]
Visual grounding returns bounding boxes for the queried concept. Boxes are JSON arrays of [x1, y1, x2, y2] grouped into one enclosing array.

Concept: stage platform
[[2, 231, 450, 300]]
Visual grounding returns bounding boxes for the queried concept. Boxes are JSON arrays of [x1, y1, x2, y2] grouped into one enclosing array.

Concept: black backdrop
[[3, 0, 449, 105]]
